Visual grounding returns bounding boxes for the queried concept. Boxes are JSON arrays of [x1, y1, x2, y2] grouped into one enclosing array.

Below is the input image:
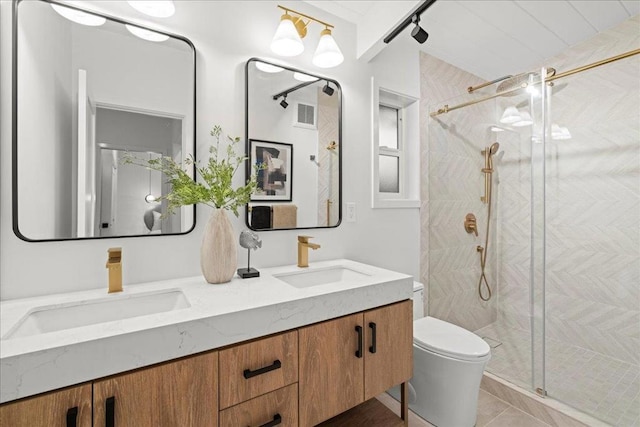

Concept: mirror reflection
[[246, 59, 341, 230], [14, 0, 195, 241]]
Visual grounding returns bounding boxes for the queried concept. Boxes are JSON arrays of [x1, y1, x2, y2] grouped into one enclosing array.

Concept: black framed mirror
[[245, 58, 342, 231], [13, 0, 196, 241]]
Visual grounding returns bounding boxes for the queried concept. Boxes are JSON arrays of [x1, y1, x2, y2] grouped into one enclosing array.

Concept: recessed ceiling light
[[125, 25, 169, 42], [51, 4, 106, 26], [127, 1, 175, 18], [293, 72, 318, 82]]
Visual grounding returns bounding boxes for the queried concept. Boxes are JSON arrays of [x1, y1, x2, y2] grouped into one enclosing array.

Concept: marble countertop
[[0, 259, 412, 404]]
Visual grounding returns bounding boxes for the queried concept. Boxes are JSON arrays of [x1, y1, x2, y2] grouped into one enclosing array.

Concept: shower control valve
[[464, 213, 478, 237]]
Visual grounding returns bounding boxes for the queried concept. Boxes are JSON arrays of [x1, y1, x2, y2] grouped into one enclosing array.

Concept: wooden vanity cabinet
[[299, 300, 413, 427], [0, 383, 91, 427], [93, 351, 218, 427]]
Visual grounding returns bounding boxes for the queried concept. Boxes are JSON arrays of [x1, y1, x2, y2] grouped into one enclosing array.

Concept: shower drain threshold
[[482, 336, 503, 348]]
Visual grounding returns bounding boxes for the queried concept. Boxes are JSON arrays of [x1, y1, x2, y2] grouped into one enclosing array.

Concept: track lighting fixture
[[322, 82, 335, 96], [410, 15, 429, 44], [270, 5, 343, 68], [384, 0, 437, 45], [280, 95, 289, 109]]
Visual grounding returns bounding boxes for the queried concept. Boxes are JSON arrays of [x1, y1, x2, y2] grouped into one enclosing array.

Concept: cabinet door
[[93, 351, 218, 427], [299, 313, 364, 427], [364, 300, 413, 400], [0, 383, 91, 427]]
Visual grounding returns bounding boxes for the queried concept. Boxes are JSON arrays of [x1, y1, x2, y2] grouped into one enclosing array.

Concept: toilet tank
[[412, 281, 424, 319]]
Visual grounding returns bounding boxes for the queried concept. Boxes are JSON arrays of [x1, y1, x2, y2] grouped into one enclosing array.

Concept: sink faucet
[[297, 236, 320, 268], [106, 247, 123, 293]]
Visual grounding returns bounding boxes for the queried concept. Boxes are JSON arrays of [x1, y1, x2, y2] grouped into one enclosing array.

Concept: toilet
[[390, 282, 491, 427]]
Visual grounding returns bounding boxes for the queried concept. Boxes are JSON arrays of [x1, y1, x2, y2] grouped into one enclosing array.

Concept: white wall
[[0, 0, 421, 300], [16, 1, 73, 240]]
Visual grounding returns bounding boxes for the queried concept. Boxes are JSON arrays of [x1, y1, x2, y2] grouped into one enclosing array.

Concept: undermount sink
[[274, 265, 370, 288], [4, 289, 190, 339]]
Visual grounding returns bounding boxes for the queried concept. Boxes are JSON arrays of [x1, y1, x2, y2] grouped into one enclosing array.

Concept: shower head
[[495, 69, 556, 96], [489, 142, 500, 155]]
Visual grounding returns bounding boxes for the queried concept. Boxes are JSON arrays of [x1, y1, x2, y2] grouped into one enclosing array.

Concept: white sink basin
[[4, 289, 190, 339], [274, 265, 370, 288]]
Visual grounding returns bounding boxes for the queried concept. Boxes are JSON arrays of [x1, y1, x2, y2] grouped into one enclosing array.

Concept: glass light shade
[[255, 62, 284, 73], [125, 25, 169, 42], [312, 28, 344, 68], [127, 1, 175, 18], [552, 124, 572, 140], [512, 110, 533, 127], [500, 106, 521, 124], [270, 15, 304, 57], [293, 72, 318, 82], [51, 4, 106, 26]]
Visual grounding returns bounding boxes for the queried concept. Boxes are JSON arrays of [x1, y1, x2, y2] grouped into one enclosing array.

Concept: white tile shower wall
[[420, 53, 497, 331], [540, 15, 640, 366]]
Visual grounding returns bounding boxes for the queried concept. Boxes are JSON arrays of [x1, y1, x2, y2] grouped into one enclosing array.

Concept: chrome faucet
[[106, 247, 123, 293], [297, 236, 320, 268]]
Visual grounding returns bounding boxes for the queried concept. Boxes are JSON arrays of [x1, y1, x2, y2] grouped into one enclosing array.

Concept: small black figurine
[[237, 230, 261, 278]]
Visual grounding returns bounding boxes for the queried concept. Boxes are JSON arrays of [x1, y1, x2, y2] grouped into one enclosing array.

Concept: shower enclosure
[[426, 47, 639, 426]]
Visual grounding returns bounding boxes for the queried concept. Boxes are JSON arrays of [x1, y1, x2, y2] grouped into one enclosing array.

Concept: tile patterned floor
[[475, 322, 640, 426], [377, 389, 553, 427]]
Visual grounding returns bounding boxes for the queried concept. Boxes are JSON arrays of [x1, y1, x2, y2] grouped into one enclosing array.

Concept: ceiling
[[307, 0, 639, 79]]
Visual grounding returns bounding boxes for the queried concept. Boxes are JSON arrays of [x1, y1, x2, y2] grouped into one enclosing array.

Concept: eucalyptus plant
[[124, 125, 260, 217]]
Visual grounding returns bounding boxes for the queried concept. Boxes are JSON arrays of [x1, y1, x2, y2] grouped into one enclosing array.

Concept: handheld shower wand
[[478, 142, 499, 301]]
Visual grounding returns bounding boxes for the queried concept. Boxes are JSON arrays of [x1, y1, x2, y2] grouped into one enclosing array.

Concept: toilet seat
[[413, 316, 490, 362]]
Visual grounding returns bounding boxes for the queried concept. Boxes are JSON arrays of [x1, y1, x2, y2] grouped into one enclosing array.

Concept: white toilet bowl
[[389, 283, 490, 427], [410, 316, 490, 427]]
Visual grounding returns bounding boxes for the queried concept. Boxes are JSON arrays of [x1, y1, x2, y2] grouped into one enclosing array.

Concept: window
[[372, 82, 419, 208]]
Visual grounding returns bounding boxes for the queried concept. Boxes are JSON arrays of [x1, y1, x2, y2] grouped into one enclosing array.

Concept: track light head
[[322, 82, 334, 96], [280, 95, 288, 109], [410, 14, 429, 44]]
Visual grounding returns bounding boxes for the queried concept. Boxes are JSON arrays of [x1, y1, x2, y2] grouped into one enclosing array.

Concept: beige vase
[[201, 208, 237, 284]]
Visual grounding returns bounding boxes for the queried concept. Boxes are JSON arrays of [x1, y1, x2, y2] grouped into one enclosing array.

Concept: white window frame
[[372, 79, 420, 209]]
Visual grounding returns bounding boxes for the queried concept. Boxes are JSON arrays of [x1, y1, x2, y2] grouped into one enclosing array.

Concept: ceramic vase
[[201, 208, 237, 284]]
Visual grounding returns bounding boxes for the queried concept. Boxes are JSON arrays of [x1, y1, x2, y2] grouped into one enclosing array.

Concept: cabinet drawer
[[219, 330, 298, 409], [219, 383, 297, 427]]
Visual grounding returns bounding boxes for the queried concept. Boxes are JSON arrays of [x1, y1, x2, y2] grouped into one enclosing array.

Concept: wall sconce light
[[270, 5, 344, 68], [127, 1, 175, 18], [51, 3, 106, 26]]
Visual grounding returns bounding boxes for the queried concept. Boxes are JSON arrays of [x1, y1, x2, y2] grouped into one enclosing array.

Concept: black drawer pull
[[253, 413, 282, 427], [243, 360, 281, 379], [66, 406, 78, 427], [355, 325, 363, 358], [106, 396, 115, 427], [369, 322, 377, 354]]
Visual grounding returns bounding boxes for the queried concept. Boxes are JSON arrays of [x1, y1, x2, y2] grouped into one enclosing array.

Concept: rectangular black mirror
[[13, 0, 195, 241], [245, 58, 342, 231]]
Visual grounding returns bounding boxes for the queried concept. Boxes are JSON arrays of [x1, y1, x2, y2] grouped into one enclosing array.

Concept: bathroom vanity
[[0, 260, 413, 426]]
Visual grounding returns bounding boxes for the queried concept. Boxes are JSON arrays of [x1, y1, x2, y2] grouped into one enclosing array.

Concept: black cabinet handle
[[369, 322, 377, 354], [252, 413, 282, 427], [355, 325, 363, 358], [243, 360, 281, 379], [66, 407, 78, 427], [106, 396, 115, 427]]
